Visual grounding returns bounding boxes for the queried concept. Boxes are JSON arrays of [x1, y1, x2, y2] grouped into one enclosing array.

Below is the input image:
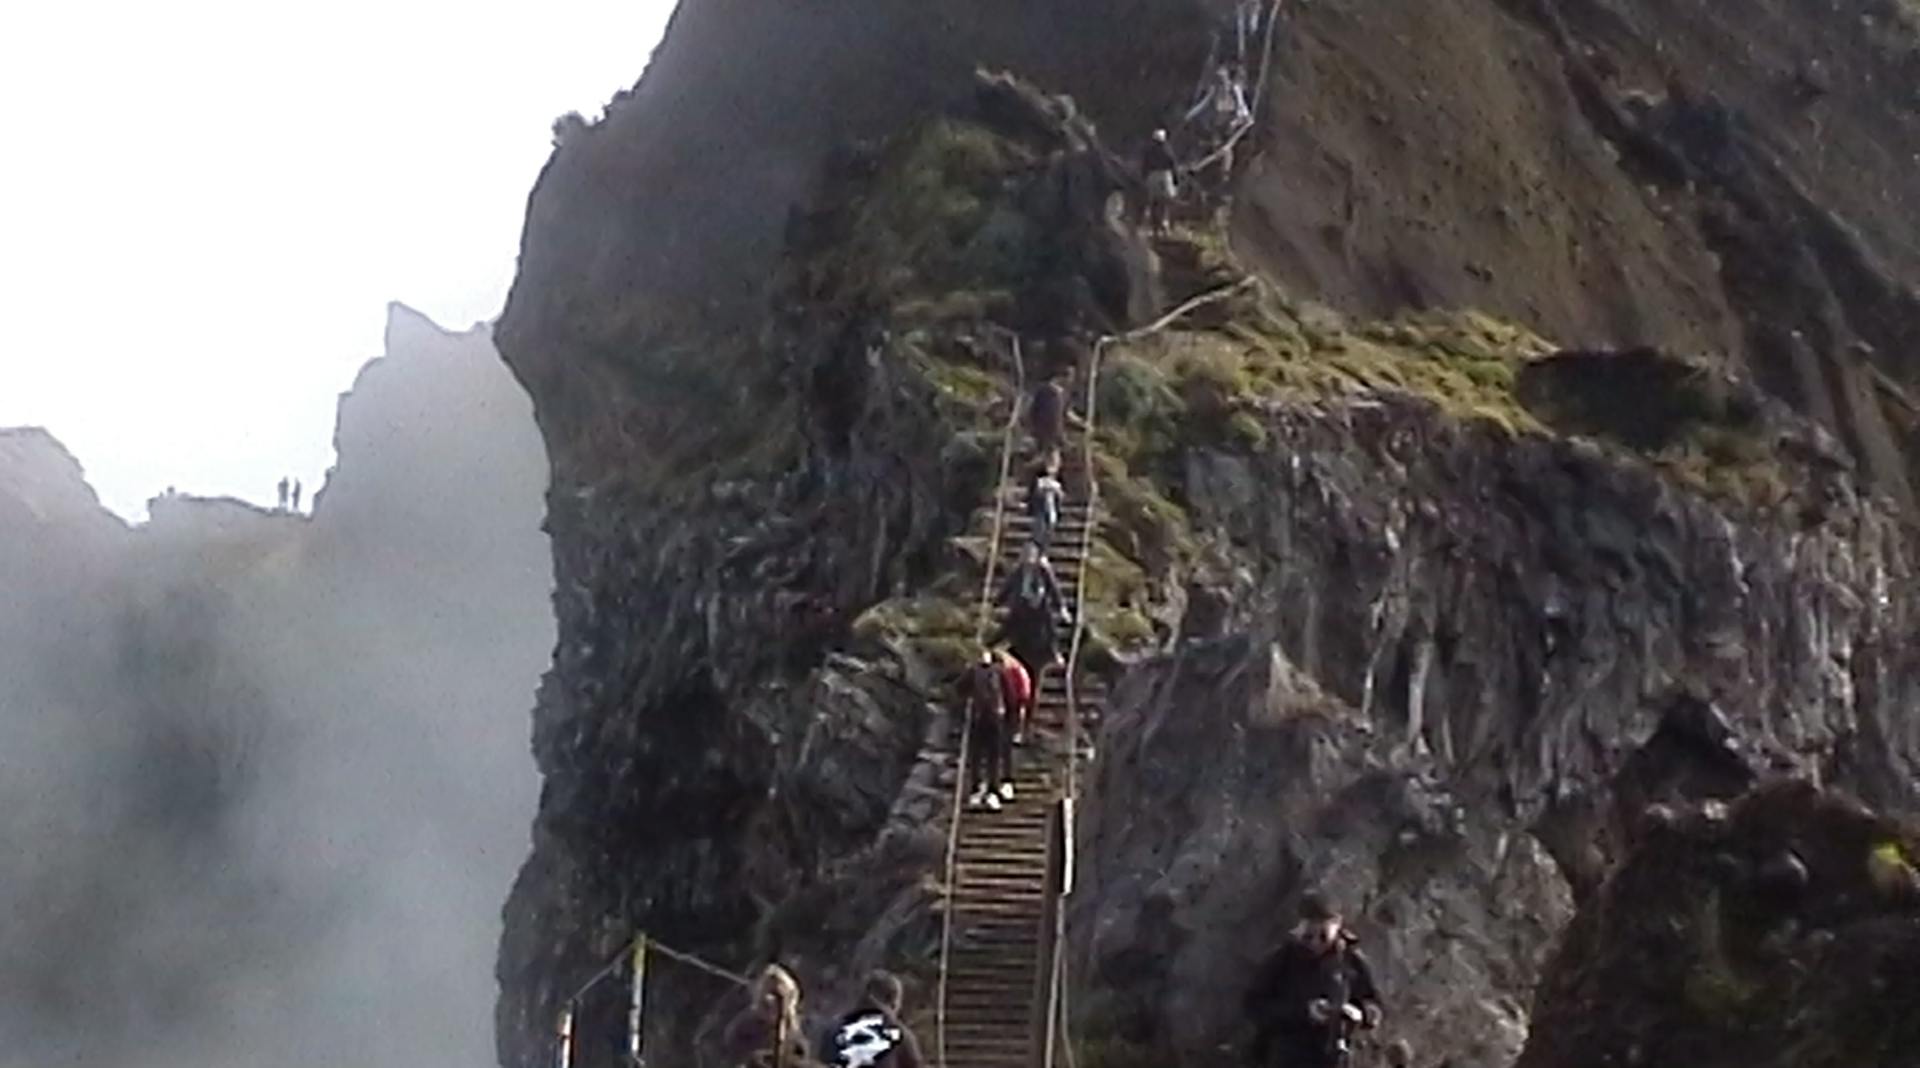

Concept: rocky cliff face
[[494, 2, 1920, 1066], [1515, 783, 1920, 1068], [0, 306, 552, 1068]]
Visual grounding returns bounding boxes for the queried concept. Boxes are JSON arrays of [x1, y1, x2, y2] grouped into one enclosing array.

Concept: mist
[[0, 305, 554, 1067]]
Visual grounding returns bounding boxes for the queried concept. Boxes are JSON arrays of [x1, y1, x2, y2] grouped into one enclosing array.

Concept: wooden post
[[556, 1004, 575, 1068], [628, 936, 649, 1065], [1034, 798, 1072, 1068]]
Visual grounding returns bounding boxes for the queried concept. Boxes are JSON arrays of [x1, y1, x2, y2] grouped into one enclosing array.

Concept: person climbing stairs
[[940, 438, 1105, 1068]]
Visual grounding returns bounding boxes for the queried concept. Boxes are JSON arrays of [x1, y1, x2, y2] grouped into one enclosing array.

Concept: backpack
[[827, 1010, 903, 1068]]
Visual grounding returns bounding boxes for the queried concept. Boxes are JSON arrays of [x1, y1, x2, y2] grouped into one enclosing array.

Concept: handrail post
[[555, 1003, 576, 1068], [628, 935, 649, 1066]]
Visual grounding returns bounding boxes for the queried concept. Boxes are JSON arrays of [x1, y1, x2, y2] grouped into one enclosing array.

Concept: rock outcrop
[[1516, 784, 1920, 1068], [0, 306, 552, 1068]]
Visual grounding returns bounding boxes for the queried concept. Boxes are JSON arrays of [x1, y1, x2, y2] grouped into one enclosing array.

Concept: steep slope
[[494, 2, 1920, 1067], [1240, 0, 1920, 504], [0, 307, 553, 1068]]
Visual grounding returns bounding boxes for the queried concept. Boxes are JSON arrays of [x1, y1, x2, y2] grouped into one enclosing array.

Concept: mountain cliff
[[494, 2, 1920, 1067], [0, 306, 553, 1068]]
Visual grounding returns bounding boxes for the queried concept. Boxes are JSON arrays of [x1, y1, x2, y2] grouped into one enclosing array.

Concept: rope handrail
[[1038, 275, 1262, 1068], [563, 931, 751, 1007], [936, 329, 1026, 1068], [1179, 0, 1284, 181], [554, 928, 753, 1067]]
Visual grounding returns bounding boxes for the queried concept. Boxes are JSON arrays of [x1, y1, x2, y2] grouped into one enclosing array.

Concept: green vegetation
[[852, 593, 981, 682], [814, 121, 1036, 322]]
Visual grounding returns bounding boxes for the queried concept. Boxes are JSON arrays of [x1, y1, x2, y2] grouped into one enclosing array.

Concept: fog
[[0, 305, 554, 1067]]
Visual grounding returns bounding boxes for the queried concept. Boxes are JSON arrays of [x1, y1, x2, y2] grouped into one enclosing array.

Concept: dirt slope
[[1237, 0, 1920, 502]]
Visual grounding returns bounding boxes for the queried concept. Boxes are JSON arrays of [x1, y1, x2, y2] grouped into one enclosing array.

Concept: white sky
[[0, 1, 676, 521]]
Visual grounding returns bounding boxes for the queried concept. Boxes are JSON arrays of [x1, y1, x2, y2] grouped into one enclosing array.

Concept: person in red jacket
[[994, 645, 1034, 747]]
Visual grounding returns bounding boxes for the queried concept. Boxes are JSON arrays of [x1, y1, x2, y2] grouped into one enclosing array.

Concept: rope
[[937, 329, 1027, 1068], [565, 932, 751, 1008], [1180, 0, 1284, 181], [1039, 275, 1260, 1067], [554, 929, 754, 1066]]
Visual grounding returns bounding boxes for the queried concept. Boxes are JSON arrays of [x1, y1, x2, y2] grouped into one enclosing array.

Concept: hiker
[[821, 971, 925, 1068], [1025, 452, 1065, 552], [277, 477, 289, 511], [1141, 129, 1178, 234], [291, 479, 302, 512], [721, 964, 812, 1068], [1027, 376, 1068, 457], [1243, 894, 1382, 1068], [995, 644, 1035, 748], [963, 649, 1014, 810], [996, 543, 1071, 696], [1190, 63, 1252, 134]]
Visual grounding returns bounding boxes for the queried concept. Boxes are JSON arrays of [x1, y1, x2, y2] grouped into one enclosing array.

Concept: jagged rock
[[0, 308, 551, 1067], [1516, 785, 1920, 1068]]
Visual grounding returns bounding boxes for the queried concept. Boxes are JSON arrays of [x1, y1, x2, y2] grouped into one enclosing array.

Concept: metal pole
[[556, 1004, 576, 1068], [628, 935, 649, 1065]]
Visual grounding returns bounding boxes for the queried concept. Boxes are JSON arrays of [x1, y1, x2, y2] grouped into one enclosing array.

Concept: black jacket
[[820, 1005, 924, 1068], [1244, 932, 1380, 1040], [1142, 139, 1178, 175]]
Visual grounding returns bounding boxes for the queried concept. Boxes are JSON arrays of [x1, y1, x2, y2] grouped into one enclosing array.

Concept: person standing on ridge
[[1141, 128, 1179, 235], [963, 649, 1014, 810], [1243, 894, 1383, 1068], [277, 477, 290, 511], [291, 479, 302, 513], [821, 971, 925, 1068]]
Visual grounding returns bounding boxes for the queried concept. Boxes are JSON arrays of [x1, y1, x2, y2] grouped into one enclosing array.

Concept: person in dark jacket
[[1244, 894, 1382, 1068], [996, 544, 1070, 692], [821, 971, 926, 1068], [1142, 128, 1179, 234], [963, 650, 1013, 810], [1027, 377, 1068, 457]]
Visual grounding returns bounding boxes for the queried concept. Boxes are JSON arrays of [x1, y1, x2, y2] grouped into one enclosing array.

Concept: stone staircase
[[940, 451, 1103, 1068]]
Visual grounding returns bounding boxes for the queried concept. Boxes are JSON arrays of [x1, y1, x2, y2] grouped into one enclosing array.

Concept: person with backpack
[[994, 644, 1035, 748], [997, 544, 1071, 689], [962, 650, 1014, 810], [1025, 452, 1065, 552], [1243, 894, 1383, 1068], [820, 971, 925, 1068]]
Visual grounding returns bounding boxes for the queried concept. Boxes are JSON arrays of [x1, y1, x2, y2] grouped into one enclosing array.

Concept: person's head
[[1153, 128, 1168, 143], [1021, 543, 1041, 566], [1295, 892, 1343, 952], [1042, 449, 1061, 476], [754, 964, 801, 1018], [863, 970, 905, 1014]]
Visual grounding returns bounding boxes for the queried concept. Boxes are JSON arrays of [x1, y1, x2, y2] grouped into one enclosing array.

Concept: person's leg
[[995, 714, 1016, 799], [981, 715, 1008, 807], [966, 715, 991, 805]]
